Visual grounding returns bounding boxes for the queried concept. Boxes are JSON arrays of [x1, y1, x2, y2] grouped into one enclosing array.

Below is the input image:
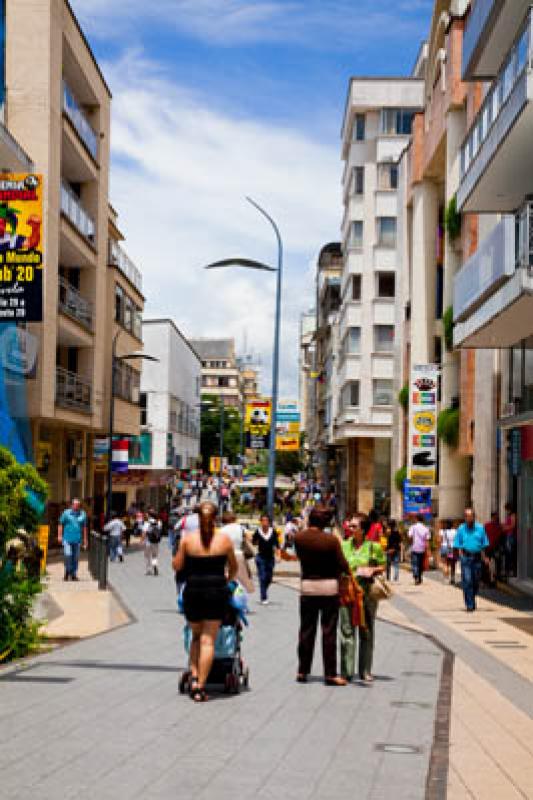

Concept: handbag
[[241, 526, 255, 560], [369, 574, 393, 602], [339, 573, 365, 627]]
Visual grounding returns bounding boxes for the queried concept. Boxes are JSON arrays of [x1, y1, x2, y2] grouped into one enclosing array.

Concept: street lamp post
[[204, 197, 283, 520], [219, 398, 224, 479], [107, 331, 158, 520]]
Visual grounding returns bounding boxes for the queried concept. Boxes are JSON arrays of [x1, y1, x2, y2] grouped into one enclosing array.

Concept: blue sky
[[71, 0, 433, 396]]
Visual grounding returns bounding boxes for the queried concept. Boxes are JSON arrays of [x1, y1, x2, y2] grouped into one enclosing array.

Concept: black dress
[[182, 554, 229, 623]]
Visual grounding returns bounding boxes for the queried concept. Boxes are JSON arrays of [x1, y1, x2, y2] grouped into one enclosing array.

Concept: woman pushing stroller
[[172, 501, 238, 702]]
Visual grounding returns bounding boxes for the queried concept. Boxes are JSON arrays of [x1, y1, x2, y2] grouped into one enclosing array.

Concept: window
[[115, 285, 124, 324], [377, 217, 397, 248], [374, 325, 395, 352], [140, 393, 147, 426], [342, 381, 360, 408], [133, 308, 142, 340], [344, 327, 361, 355], [377, 272, 395, 298], [377, 162, 399, 190], [373, 379, 393, 406], [124, 297, 133, 332], [352, 274, 362, 301], [380, 108, 415, 135], [354, 113, 365, 141], [353, 166, 364, 196], [219, 376, 229, 387], [350, 221, 363, 250]]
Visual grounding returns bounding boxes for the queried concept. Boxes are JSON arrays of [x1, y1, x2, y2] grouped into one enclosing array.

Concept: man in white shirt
[[104, 512, 126, 563], [408, 515, 430, 585]]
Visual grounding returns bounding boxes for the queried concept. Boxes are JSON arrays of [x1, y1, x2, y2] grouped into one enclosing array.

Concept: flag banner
[[112, 438, 129, 474]]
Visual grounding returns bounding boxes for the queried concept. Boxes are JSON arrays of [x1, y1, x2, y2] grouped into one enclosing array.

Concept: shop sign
[[408, 364, 439, 487], [0, 174, 44, 323], [276, 434, 299, 452], [245, 398, 271, 450], [403, 481, 432, 518]]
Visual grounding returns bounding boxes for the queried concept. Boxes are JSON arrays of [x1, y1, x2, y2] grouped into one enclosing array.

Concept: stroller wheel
[[242, 667, 250, 690], [224, 674, 233, 694]]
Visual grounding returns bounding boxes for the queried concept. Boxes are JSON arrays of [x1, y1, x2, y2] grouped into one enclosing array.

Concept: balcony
[[55, 367, 92, 413], [63, 81, 98, 160], [454, 202, 533, 348], [463, 0, 531, 81], [58, 277, 93, 331], [61, 182, 95, 243], [458, 14, 533, 213], [109, 240, 143, 294]]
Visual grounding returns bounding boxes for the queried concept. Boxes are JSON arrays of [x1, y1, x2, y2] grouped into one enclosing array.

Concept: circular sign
[[413, 411, 436, 434]]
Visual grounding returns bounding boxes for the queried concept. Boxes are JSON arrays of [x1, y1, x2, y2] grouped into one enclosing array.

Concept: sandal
[[296, 674, 308, 683], [324, 676, 348, 687], [191, 687, 208, 703]]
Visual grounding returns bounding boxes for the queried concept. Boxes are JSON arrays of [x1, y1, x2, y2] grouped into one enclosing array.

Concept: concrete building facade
[[191, 338, 243, 408]]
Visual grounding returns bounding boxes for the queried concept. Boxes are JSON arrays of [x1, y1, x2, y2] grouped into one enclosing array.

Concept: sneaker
[[261, 600, 269, 606], [71, 576, 79, 582]]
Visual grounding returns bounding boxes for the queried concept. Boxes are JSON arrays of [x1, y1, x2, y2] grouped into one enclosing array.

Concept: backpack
[[147, 521, 161, 544]]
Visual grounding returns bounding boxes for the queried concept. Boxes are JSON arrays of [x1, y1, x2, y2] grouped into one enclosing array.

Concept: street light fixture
[[107, 330, 159, 520], [203, 197, 283, 519]]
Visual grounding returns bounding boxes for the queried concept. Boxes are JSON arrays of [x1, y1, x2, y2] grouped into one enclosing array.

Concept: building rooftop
[[189, 338, 235, 361], [143, 318, 201, 362]]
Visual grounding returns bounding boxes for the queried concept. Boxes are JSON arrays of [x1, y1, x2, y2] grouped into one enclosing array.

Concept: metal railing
[[58, 276, 93, 330], [516, 201, 533, 268], [63, 80, 98, 160], [88, 531, 108, 590], [55, 366, 92, 412], [61, 181, 96, 243], [109, 240, 143, 293]]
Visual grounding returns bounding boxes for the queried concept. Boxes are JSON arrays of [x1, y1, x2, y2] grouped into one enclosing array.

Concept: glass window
[[373, 379, 393, 406], [377, 217, 397, 248], [352, 274, 362, 301], [124, 296, 133, 332], [511, 345, 523, 403], [342, 381, 360, 408], [140, 392, 147, 426], [346, 327, 361, 354], [517, 25, 529, 75], [374, 325, 395, 352], [133, 308, 142, 340], [380, 108, 415, 135], [377, 272, 395, 298], [350, 221, 364, 249], [354, 113, 365, 141], [377, 163, 398, 190], [354, 166, 364, 195], [115, 285, 124, 323]]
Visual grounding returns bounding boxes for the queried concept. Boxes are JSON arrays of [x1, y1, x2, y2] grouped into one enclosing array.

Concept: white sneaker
[[261, 600, 269, 606]]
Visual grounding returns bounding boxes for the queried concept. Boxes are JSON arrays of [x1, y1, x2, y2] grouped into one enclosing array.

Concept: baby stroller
[[179, 604, 250, 695]]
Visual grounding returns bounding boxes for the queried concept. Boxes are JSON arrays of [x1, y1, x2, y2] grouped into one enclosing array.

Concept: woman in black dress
[[173, 501, 238, 702]]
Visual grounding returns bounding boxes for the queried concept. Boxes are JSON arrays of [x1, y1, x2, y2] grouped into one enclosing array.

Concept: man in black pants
[[294, 506, 350, 686]]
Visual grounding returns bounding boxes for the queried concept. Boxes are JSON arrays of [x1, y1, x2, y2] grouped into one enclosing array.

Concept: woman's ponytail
[[199, 501, 217, 548]]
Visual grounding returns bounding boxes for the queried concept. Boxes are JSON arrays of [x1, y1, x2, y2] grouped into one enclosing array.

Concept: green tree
[[0, 446, 48, 663], [200, 395, 243, 470]]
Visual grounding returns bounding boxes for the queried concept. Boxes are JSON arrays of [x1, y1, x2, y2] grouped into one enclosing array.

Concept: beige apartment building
[[191, 338, 244, 408], [0, 1, 143, 533]]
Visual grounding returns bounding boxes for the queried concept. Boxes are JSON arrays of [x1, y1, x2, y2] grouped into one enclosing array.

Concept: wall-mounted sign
[[403, 481, 432, 518], [0, 174, 43, 323], [245, 398, 272, 450], [0, 325, 38, 376], [408, 364, 439, 487]]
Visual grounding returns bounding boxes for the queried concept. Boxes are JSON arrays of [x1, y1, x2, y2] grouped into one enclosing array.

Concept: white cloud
[[106, 52, 339, 397]]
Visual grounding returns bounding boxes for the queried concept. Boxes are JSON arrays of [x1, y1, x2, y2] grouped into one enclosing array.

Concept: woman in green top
[[340, 517, 386, 683]]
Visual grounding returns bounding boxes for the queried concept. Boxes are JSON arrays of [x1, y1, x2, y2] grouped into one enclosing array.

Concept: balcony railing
[[62, 81, 98, 160], [460, 13, 533, 179], [109, 240, 143, 294], [516, 201, 533, 268], [58, 277, 93, 330], [56, 367, 92, 413], [61, 182, 96, 243]]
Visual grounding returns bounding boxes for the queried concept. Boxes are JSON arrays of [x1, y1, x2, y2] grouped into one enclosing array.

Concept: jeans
[[256, 556, 274, 601], [461, 554, 482, 610], [298, 595, 339, 677], [387, 552, 400, 581], [411, 551, 425, 583], [63, 541, 80, 578], [109, 536, 122, 562]]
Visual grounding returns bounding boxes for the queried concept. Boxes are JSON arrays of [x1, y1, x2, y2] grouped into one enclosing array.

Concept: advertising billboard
[[408, 364, 439, 487], [245, 398, 272, 450], [0, 174, 43, 323]]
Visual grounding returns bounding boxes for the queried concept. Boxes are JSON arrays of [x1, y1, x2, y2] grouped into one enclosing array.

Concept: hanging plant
[[398, 383, 409, 411], [394, 465, 408, 493], [437, 407, 460, 449], [443, 306, 454, 351], [444, 195, 462, 241]]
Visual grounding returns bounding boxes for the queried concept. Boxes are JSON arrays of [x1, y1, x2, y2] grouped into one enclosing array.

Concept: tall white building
[[335, 78, 423, 515]]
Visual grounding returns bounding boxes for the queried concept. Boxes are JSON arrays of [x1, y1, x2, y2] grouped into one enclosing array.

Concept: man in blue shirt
[[58, 499, 88, 581], [454, 508, 489, 612]]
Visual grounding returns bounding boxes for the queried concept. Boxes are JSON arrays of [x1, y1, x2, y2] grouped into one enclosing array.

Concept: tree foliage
[[437, 407, 460, 449], [0, 447, 48, 663], [200, 395, 243, 470]]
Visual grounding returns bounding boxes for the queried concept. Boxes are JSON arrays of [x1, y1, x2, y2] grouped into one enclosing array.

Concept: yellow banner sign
[[276, 435, 299, 452]]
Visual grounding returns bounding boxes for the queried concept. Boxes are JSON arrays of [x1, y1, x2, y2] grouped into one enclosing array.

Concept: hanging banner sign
[[245, 398, 272, 450], [112, 438, 129, 474], [408, 364, 439, 487], [276, 434, 300, 452], [0, 174, 44, 323]]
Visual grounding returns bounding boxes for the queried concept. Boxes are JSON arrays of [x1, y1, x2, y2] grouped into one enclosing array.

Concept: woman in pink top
[[408, 514, 430, 585]]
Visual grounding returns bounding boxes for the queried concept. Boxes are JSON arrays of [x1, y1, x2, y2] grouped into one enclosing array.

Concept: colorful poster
[[245, 398, 272, 450], [403, 481, 432, 517], [408, 364, 439, 487], [276, 434, 300, 452], [0, 174, 44, 323]]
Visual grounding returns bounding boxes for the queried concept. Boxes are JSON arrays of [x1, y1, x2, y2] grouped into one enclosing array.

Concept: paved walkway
[[1, 550, 444, 800]]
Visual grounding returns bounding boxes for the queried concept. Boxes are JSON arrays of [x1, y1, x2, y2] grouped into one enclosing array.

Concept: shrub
[[0, 447, 48, 663], [398, 383, 409, 411], [443, 306, 454, 351], [444, 195, 461, 241], [437, 407, 460, 449]]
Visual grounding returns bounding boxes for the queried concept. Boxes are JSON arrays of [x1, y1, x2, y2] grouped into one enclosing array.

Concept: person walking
[[172, 501, 238, 702], [294, 506, 350, 686], [104, 512, 126, 563], [408, 514, 430, 585], [339, 521, 386, 683], [386, 520, 401, 582], [220, 511, 254, 594], [142, 510, 161, 576], [439, 520, 457, 583], [502, 503, 517, 579], [484, 512, 502, 587], [455, 508, 489, 612], [252, 514, 279, 605], [58, 498, 88, 581]]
